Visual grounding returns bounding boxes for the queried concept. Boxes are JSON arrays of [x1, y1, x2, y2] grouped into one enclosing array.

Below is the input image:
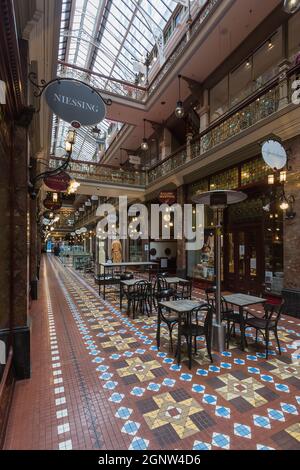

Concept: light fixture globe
[[175, 100, 185, 119], [141, 138, 149, 151], [283, 0, 300, 13]]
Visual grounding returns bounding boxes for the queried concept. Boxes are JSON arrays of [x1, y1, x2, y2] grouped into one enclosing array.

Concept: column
[[176, 185, 187, 278], [278, 60, 291, 110], [0, 123, 31, 380], [283, 136, 300, 290], [29, 196, 38, 299]]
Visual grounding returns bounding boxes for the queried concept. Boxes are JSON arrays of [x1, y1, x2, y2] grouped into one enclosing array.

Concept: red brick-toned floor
[[4, 254, 300, 450]]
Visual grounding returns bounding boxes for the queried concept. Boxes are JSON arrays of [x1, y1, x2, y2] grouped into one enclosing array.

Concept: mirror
[[261, 139, 287, 170]]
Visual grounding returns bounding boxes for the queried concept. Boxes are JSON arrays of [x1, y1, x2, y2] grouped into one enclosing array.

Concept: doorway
[[224, 223, 264, 294]]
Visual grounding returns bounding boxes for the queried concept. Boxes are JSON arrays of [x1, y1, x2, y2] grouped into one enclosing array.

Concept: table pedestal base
[[212, 322, 226, 352]]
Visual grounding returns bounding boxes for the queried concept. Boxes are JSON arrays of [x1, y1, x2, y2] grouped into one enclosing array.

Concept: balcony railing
[[147, 73, 288, 184], [49, 158, 146, 188], [148, 0, 221, 96]]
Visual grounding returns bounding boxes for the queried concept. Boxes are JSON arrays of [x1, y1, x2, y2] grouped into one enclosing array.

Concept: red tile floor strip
[[4, 254, 300, 450]]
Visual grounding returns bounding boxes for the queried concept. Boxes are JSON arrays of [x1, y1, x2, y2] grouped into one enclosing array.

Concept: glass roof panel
[[51, 0, 179, 163]]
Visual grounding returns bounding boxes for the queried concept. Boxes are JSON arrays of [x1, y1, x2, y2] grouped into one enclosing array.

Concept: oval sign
[[43, 198, 62, 211], [261, 140, 287, 170], [44, 171, 71, 191], [44, 79, 106, 126]]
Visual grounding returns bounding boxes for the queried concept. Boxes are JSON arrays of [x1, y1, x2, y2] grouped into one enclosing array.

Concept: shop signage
[[159, 191, 177, 205], [44, 171, 71, 191], [43, 198, 62, 211], [129, 155, 141, 165], [44, 79, 106, 126]]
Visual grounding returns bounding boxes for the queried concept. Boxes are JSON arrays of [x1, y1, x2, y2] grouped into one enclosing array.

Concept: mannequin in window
[[111, 239, 122, 263]]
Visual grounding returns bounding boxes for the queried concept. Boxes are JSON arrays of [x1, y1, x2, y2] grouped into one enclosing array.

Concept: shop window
[[229, 59, 253, 107], [241, 158, 270, 186], [288, 10, 300, 62], [210, 76, 229, 122], [164, 25, 172, 45], [210, 167, 239, 191], [252, 28, 283, 90]]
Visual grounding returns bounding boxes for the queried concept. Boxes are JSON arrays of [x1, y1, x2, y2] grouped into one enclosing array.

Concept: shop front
[[187, 156, 284, 296]]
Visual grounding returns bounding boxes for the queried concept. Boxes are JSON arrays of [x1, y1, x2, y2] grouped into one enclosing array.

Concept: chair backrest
[[264, 302, 284, 325], [205, 286, 216, 302], [157, 275, 168, 291], [188, 303, 213, 335], [180, 280, 192, 297], [132, 280, 151, 297]]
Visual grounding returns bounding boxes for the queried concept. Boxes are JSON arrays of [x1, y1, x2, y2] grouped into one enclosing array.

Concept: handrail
[[148, 61, 300, 177], [148, 74, 281, 173]]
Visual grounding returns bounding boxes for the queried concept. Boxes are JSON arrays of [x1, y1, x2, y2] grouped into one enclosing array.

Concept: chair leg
[[188, 336, 192, 370], [206, 333, 213, 363], [255, 330, 258, 343], [168, 323, 174, 352], [194, 336, 197, 354], [265, 330, 269, 359], [274, 329, 281, 355], [226, 321, 230, 349]]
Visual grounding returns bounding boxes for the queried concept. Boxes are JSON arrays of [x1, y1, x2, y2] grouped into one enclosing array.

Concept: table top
[[165, 277, 190, 284], [120, 279, 151, 287], [100, 262, 158, 267], [223, 293, 266, 307], [159, 299, 204, 313]]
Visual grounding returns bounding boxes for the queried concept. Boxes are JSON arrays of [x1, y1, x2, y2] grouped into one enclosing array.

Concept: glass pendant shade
[[283, 0, 300, 13], [175, 100, 185, 118]]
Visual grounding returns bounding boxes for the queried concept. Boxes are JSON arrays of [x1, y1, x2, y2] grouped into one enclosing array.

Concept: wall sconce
[[141, 119, 149, 151], [279, 171, 287, 183], [65, 141, 73, 153], [67, 179, 80, 194], [268, 174, 275, 185], [53, 193, 58, 202], [175, 75, 185, 119], [67, 129, 76, 145]]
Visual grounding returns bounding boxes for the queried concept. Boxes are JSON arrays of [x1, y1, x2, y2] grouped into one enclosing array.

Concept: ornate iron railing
[[148, 80, 282, 183], [49, 159, 146, 187]]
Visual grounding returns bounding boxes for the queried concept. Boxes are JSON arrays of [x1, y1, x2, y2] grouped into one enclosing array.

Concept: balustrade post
[[186, 132, 193, 162], [278, 60, 291, 110]]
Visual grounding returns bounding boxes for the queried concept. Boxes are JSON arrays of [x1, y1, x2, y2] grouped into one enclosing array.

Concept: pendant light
[[175, 75, 185, 119], [283, 0, 300, 13], [141, 119, 149, 151]]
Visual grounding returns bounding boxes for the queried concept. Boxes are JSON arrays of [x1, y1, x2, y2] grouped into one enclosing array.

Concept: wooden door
[[224, 224, 264, 294]]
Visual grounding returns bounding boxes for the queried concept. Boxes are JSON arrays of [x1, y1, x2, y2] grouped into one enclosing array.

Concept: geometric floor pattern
[[4, 255, 300, 450]]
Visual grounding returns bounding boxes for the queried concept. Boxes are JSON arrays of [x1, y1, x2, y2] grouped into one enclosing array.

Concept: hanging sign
[[43, 198, 62, 211], [44, 79, 106, 126], [129, 155, 141, 165], [159, 191, 177, 205], [44, 171, 71, 191]]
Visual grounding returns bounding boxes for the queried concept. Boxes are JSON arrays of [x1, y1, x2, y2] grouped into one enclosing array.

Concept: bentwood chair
[[153, 275, 176, 310], [127, 280, 152, 319], [180, 303, 214, 369], [175, 280, 193, 300], [244, 303, 283, 359]]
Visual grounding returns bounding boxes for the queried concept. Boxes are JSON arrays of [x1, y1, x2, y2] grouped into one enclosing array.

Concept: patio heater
[[192, 190, 247, 352]]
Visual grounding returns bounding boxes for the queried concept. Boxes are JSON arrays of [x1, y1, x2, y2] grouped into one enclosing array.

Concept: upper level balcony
[[147, 62, 300, 187]]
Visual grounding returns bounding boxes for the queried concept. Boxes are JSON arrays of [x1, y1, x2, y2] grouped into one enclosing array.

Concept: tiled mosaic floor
[[4, 255, 300, 450]]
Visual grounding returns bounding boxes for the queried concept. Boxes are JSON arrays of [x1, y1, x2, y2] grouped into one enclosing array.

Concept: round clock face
[[261, 140, 287, 170]]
